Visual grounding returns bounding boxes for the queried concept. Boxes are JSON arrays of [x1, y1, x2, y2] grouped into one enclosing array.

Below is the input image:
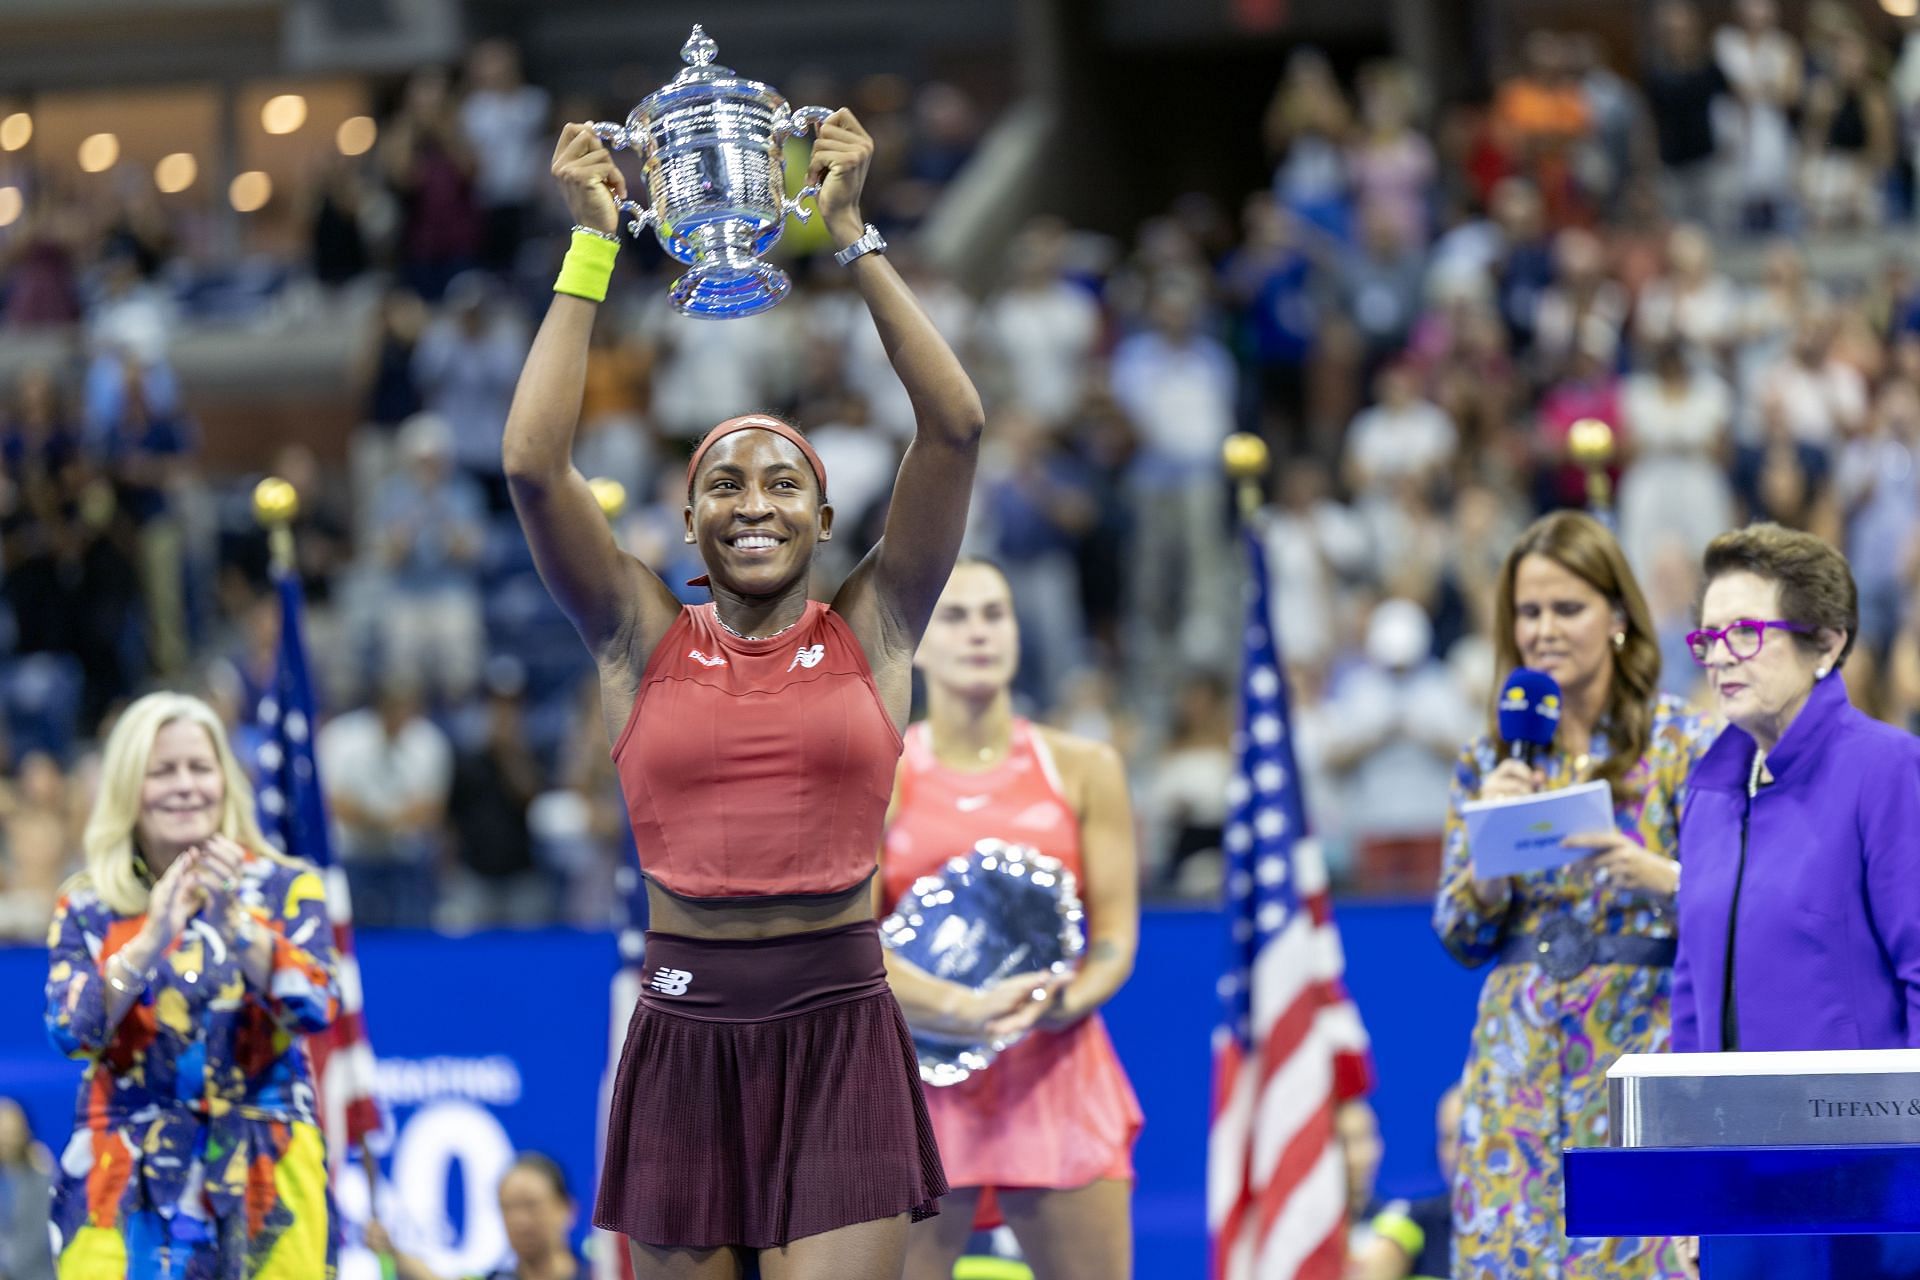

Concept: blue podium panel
[[1565, 1145, 1920, 1237]]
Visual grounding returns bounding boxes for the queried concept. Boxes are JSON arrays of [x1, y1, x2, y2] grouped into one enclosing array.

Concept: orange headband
[[685, 415, 828, 503], [683, 415, 830, 589]]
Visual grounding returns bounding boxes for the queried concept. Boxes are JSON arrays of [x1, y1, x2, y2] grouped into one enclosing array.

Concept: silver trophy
[[880, 840, 1086, 1087], [586, 25, 834, 318]]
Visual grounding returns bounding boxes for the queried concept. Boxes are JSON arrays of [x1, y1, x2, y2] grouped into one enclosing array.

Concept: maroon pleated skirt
[[594, 920, 948, 1250]]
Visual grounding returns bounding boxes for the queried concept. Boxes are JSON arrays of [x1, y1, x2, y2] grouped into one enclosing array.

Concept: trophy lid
[[634, 24, 786, 123]]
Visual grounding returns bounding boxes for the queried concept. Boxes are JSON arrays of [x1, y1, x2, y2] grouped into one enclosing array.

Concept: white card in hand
[[1461, 779, 1615, 877]]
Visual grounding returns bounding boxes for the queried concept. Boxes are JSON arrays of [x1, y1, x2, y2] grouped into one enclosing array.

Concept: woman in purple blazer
[[1674, 522, 1920, 1056], [1673, 521, 1920, 1277]]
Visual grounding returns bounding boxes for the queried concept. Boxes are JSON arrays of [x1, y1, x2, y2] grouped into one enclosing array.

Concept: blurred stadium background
[[2, 0, 1920, 1274]]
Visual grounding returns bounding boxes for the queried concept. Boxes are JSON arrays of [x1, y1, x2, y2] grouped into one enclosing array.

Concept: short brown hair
[[1700, 523, 1857, 667]]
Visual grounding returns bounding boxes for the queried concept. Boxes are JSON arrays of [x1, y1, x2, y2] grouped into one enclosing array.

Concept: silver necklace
[[716, 613, 801, 642]]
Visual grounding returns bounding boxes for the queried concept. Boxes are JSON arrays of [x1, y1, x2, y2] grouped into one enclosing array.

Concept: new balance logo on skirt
[[650, 968, 692, 996]]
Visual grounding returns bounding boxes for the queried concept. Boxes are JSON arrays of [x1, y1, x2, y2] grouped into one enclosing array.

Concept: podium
[[1564, 1051, 1920, 1279]]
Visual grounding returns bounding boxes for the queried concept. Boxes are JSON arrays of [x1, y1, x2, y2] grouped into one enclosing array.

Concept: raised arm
[[503, 124, 681, 679], [821, 113, 987, 672]]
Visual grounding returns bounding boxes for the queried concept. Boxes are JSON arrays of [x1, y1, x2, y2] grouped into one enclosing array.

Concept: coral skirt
[[927, 1012, 1142, 1227]]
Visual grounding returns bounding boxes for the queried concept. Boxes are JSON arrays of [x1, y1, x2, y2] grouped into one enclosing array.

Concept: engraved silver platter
[[880, 839, 1086, 1088]]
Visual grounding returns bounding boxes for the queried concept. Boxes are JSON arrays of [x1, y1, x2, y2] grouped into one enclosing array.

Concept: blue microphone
[[1497, 668, 1562, 766]]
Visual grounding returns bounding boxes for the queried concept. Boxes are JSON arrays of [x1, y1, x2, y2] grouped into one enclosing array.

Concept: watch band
[[833, 223, 887, 267]]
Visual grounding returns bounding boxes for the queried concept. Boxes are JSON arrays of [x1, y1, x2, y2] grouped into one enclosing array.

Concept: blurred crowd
[[5, 2, 1920, 939]]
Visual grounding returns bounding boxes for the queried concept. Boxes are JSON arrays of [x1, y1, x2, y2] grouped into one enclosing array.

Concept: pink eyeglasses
[[1685, 618, 1812, 665]]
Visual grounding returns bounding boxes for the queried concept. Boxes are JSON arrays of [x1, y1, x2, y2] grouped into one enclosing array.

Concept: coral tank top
[[881, 718, 1081, 904], [613, 601, 902, 900]]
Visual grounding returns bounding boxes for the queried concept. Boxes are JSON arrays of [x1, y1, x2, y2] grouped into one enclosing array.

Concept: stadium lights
[[336, 115, 377, 156], [155, 153, 197, 194], [0, 186, 21, 227], [230, 170, 272, 212], [261, 94, 308, 135], [1884, 0, 1919, 15], [0, 113, 29, 152], [77, 133, 119, 173]]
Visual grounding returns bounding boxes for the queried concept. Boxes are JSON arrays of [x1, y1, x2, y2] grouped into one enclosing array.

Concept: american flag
[[253, 567, 383, 1161], [1209, 529, 1374, 1280]]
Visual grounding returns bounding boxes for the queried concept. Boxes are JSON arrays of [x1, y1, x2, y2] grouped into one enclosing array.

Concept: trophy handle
[[776, 107, 835, 223], [585, 120, 636, 151], [783, 185, 820, 224], [776, 105, 836, 139], [617, 198, 656, 238]]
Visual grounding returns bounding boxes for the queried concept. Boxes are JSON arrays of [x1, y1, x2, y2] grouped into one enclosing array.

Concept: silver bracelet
[[103, 951, 147, 996], [571, 224, 621, 244]]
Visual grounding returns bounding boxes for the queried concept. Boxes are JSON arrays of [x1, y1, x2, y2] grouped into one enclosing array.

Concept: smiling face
[[684, 429, 831, 597], [1511, 553, 1620, 703], [1697, 570, 1833, 743], [136, 719, 225, 860], [914, 562, 1020, 699]]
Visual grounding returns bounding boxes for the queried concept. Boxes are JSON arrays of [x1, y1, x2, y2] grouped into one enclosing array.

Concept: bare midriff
[[643, 878, 876, 940]]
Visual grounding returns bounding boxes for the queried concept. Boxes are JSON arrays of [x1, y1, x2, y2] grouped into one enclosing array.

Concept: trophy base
[[668, 262, 792, 318]]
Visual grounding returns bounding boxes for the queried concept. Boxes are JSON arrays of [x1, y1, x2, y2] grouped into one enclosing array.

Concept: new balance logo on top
[[688, 649, 728, 668], [956, 794, 991, 812], [649, 968, 692, 996], [787, 644, 826, 672]]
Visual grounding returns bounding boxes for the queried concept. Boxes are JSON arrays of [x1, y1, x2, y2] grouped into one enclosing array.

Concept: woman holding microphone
[[1672, 523, 1920, 1275], [1433, 511, 1710, 1280]]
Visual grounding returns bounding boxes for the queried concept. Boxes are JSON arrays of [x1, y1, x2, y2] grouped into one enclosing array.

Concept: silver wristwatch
[[833, 223, 887, 267]]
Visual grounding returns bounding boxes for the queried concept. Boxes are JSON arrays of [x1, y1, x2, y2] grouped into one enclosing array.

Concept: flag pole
[[1223, 432, 1270, 525], [253, 476, 300, 578], [1568, 416, 1617, 521], [251, 475, 388, 1223]]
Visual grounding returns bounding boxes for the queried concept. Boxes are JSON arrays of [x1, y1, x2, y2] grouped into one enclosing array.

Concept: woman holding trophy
[[503, 104, 983, 1278], [880, 560, 1143, 1280]]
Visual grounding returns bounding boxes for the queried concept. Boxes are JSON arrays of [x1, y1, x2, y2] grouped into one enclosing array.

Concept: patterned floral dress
[[1433, 696, 1712, 1280], [45, 853, 340, 1280]]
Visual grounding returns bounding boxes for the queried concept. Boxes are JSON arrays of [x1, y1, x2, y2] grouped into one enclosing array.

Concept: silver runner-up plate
[[880, 839, 1086, 1087]]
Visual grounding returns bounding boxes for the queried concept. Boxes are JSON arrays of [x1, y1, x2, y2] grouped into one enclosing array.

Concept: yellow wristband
[[554, 230, 620, 303]]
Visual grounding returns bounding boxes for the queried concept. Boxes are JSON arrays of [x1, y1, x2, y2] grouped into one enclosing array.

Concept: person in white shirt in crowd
[[977, 219, 1103, 428], [1342, 361, 1458, 506], [1618, 339, 1736, 584], [806, 388, 904, 573], [815, 250, 977, 440], [316, 674, 454, 929], [1261, 459, 1371, 670], [457, 39, 552, 273], [1713, 0, 1804, 231], [1321, 598, 1479, 893], [369, 412, 487, 702], [639, 296, 800, 441], [1110, 275, 1239, 671], [1532, 228, 1630, 383], [1755, 305, 1868, 454], [1836, 377, 1920, 667], [1633, 223, 1741, 365]]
